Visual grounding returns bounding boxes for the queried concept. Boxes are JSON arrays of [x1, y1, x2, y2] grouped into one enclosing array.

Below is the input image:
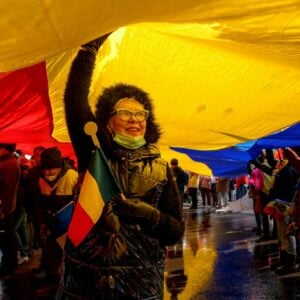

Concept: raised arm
[[64, 34, 110, 172]]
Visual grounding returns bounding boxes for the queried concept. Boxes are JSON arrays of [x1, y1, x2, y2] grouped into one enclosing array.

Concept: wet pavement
[[164, 203, 300, 300], [1, 201, 300, 299]]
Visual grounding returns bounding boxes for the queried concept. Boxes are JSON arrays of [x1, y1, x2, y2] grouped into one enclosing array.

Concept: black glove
[[112, 194, 160, 231], [81, 32, 112, 55]]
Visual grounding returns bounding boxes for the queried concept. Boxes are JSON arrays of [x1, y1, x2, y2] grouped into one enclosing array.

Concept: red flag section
[[0, 62, 75, 159]]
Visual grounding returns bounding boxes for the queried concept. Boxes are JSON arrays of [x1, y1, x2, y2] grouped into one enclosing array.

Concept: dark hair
[[170, 158, 179, 166], [95, 83, 161, 148]]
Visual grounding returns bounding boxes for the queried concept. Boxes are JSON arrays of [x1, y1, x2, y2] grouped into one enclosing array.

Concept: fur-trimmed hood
[[95, 83, 161, 149]]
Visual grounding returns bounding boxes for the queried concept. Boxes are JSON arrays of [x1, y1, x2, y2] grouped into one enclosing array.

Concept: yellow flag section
[[46, 23, 300, 174], [1, 1, 300, 72]]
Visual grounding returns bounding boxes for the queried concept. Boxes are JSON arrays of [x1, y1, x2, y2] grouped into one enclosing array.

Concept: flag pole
[[83, 121, 125, 198], [84, 121, 100, 148], [68, 121, 127, 246]]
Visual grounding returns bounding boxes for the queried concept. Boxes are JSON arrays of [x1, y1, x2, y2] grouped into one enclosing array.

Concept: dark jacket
[[58, 44, 184, 299], [61, 144, 183, 299], [0, 153, 19, 215], [252, 157, 298, 202], [34, 163, 78, 227], [172, 167, 188, 193]]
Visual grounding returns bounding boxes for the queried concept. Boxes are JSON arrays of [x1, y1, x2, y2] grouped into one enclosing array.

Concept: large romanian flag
[[1, 1, 300, 177], [68, 147, 122, 247]]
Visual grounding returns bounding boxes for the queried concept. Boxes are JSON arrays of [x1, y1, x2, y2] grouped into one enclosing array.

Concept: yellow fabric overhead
[[1, 0, 300, 71], [1, 0, 300, 175]]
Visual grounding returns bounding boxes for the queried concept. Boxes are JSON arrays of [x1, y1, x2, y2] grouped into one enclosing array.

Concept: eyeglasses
[[111, 109, 149, 122]]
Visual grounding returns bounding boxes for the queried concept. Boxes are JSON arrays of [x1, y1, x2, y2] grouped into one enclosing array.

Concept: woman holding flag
[[57, 32, 184, 299]]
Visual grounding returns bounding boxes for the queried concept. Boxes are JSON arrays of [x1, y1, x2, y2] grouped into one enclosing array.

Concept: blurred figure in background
[[248, 161, 264, 236], [170, 158, 188, 205], [235, 175, 249, 200], [25, 146, 46, 250], [32, 147, 78, 292], [15, 157, 31, 265], [216, 177, 230, 208], [187, 171, 199, 209], [199, 174, 212, 210], [0, 143, 19, 276]]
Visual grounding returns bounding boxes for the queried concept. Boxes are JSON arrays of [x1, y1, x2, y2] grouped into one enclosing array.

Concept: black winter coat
[[57, 43, 184, 299]]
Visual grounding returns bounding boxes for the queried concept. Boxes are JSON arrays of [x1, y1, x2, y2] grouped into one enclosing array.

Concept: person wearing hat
[[57, 33, 184, 299], [31, 147, 78, 292], [0, 143, 19, 276]]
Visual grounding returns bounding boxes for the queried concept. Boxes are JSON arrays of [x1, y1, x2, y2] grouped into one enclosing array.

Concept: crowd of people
[[1, 145, 300, 296], [170, 159, 250, 212], [0, 143, 78, 295], [248, 147, 300, 276], [171, 149, 300, 277]]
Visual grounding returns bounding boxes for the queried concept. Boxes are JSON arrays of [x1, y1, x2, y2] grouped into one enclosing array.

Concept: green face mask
[[113, 133, 146, 149]]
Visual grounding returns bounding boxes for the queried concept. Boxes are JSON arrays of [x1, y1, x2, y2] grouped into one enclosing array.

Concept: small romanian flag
[[68, 147, 122, 247]]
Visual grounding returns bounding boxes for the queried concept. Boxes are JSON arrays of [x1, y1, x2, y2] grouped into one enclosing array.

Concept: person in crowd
[[57, 33, 184, 299], [170, 158, 189, 204], [269, 147, 300, 274], [249, 150, 274, 240], [252, 149, 298, 204], [0, 143, 19, 276], [14, 159, 30, 265], [235, 175, 248, 200], [31, 147, 78, 292], [31, 146, 46, 167], [248, 161, 264, 236], [210, 176, 218, 207], [228, 178, 236, 202], [216, 177, 230, 208], [187, 171, 199, 209], [284, 148, 300, 251], [198, 174, 212, 209], [252, 148, 299, 275], [251, 148, 298, 240], [25, 145, 46, 250]]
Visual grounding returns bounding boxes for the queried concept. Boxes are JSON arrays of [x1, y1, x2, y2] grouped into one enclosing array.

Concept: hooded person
[[31, 147, 78, 292], [57, 33, 184, 299]]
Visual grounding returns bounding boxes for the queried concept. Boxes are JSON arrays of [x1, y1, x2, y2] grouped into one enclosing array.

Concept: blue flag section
[[172, 122, 300, 177]]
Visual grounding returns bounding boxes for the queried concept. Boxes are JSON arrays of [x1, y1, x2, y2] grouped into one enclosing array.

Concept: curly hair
[[95, 83, 161, 147]]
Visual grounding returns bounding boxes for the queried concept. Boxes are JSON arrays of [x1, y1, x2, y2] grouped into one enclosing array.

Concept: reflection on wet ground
[[1, 205, 299, 299], [164, 207, 300, 300]]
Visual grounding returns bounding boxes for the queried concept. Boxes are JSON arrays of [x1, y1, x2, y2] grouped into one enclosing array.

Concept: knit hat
[[40, 147, 63, 169]]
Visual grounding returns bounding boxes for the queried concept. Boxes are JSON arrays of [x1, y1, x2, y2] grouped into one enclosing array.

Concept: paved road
[[165, 207, 300, 299], [1, 205, 299, 299]]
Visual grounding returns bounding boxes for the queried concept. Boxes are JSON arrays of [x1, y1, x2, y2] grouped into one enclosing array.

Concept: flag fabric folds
[[264, 200, 290, 224], [68, 148, 122, 247]]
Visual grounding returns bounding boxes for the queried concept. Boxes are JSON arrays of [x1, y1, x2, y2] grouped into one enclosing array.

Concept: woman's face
[[107, 98, 147, 137]]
